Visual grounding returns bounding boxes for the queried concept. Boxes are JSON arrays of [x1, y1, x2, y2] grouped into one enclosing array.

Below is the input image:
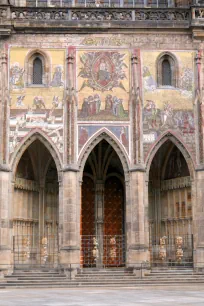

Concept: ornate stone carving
[[78, 131, 130, 183], [11, 9, 69, 20], [14, 177, 39, 192], [0, 8, 7, 19], [194, 8, 204, 19], [71, 10, 132, 21], [161, 176, 191, 191], [41, 237, 48, 264], [176, 236, 183, 262], [135, 9, 189, 21], [159, 236, 167, 261]]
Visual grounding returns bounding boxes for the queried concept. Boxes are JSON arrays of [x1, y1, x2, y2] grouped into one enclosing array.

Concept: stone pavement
[[0, 286, 204, 306]]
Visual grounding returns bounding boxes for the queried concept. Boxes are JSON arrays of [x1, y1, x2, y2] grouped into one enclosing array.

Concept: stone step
[[5, 275, 66, 279], [0, 283, 201, 289], [1, 280, 204, 288]]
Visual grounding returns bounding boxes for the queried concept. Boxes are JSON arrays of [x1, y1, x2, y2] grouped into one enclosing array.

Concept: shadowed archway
[[12, 139, 59, 268], [148, 140, 193, 266], [81, 139, 126, 268]]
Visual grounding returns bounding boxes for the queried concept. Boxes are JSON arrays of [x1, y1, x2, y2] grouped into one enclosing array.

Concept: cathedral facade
[[0, 0, 204, 272]]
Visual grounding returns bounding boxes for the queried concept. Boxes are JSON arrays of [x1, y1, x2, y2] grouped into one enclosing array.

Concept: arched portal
[[13, 140, 59, 268], [81, 140, 125, 268], [148, 140, 193, 266]]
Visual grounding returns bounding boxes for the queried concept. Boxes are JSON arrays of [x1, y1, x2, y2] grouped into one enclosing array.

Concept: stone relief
[[135, 9, 189, 21], [71, 10, 132, 21], [194, 8, 204, 19], [10, 8, 190, 22], [11, 9, 69, 20]]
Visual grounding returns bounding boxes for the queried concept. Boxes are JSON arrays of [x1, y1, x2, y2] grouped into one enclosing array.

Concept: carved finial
[[131, 55, 138, 65], [1, 52, 7, 64], [195, 52, 202, 65], [67, 54, 74, 65]]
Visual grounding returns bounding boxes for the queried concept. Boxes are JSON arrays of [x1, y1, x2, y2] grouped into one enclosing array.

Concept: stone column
[[0, 48, 13, 269], [95, 180, 104, 268], [127, 169, 149, 265], [193, 171, 204, 268], [59, 169, 80, 269], [0, 168, 13, 269], [59, 46, 79, 271]]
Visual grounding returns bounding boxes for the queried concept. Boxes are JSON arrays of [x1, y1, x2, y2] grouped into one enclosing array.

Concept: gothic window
[[33, 57, 43, 85], [25, 50, 51, 87], [157, 52, 179, 88], [162, 59, 171, 86]]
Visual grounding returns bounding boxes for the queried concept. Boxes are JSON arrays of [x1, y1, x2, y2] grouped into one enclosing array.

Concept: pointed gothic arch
[[80, 136, 127, 267], [78, 128, 130, 182], [10, 129, 62, 182], [147, 131, 195, 265], [145, 131, 195, 180]]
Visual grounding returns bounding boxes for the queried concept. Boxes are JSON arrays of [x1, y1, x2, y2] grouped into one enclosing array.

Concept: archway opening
[[149, 140, 193, 266], [81, 139, 125, 268], [13, 140, 59, 268]]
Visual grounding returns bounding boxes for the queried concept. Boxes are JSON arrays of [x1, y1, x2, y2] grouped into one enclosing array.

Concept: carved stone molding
[[78, 131, 130, 183], [10, 131, 63, 183], [134, 9, 190, 21], [161, 176, 191, 191], [10, 7, 190, 23], [71, 10, 132, 21], [11, 8, 69, 20], [14, 177, 39, 192], [145, 132, 195, 180]]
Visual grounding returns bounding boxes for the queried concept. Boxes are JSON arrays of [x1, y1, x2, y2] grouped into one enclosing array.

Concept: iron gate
[[13, 235, 59, 269], [150, 234, 193, 267], [81, 235, 126, 268]]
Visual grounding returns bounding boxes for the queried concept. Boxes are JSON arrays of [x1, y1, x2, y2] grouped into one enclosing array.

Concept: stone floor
[[1, 286, 204, 306]]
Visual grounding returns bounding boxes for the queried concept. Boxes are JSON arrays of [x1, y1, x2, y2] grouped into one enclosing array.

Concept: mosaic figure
[[10, 63, 24, 89]]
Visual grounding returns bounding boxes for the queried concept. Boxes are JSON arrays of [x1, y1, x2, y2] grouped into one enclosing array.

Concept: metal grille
[[33, 57, 43, 85], [150, 234, 193, 267], [81, 235, 125, 268], [162, 59, 172, 86], [13, 235, 59, 269]]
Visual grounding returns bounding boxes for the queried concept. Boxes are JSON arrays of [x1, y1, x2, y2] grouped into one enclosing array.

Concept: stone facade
[[0, 1, 204, 271]]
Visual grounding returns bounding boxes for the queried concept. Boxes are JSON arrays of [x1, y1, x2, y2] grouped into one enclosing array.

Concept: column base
[[127, 244, 150, 265], [194, 246, 204, 271], [59, 246, 80, 266], [0, 248, 13, 274]]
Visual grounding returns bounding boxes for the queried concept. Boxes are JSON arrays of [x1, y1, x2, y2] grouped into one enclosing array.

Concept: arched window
[[157, 52, 179, 88], [25, 50, 51, 87], [33, 57, 43, 85], [162, 59, 171, 86]]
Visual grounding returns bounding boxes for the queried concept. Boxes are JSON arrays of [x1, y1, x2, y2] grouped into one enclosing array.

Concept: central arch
[[80, 138, 127, 268]]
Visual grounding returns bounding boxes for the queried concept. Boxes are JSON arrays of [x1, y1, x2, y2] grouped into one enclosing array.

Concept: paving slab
[[1, 286, 204, 306], [0, 285, 204, 306]]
